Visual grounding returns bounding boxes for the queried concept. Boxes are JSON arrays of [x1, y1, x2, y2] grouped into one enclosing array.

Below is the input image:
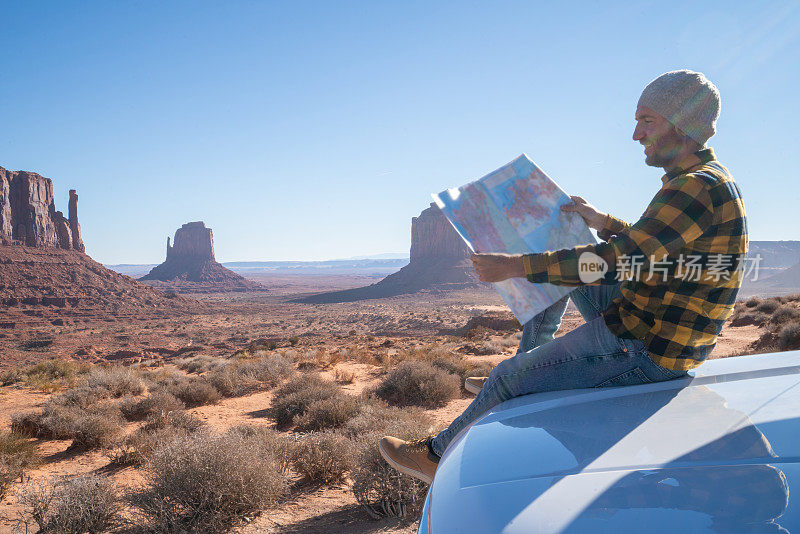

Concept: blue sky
[[1, 1, 798, 263]]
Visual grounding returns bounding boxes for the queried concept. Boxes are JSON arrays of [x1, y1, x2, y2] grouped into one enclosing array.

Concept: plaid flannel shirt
[[522, 148, 748, 370]]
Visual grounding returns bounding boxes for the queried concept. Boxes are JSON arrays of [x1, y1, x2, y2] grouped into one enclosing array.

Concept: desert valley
[[1, 163, 800, 533]]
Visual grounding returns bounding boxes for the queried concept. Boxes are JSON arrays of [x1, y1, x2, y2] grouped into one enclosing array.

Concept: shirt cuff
[[597, 214, 630, 241]]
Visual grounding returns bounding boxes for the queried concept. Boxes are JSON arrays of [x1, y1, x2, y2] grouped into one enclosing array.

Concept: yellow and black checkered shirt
[[522, 148, 748, 370]]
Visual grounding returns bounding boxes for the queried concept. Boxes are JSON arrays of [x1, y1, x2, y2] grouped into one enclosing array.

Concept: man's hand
[[471, 253, 526, 282], [560, 195, 608, 231]]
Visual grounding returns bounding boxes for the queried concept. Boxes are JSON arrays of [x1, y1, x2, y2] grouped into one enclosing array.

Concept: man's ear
[[673, 125, 701, 151]]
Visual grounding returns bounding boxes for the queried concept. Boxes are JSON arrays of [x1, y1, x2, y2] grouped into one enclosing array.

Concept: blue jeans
[[430, 283, 687, 457]]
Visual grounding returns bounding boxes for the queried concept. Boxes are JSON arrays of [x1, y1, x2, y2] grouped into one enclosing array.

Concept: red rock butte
[[296, 203, 484, 303], [140, 221, 266, 293], [0, 165, 196, 317]]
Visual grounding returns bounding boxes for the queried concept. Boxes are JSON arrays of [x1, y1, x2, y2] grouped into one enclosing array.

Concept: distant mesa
[[0, 164, 194, 314], [295, 203, 484, 303], [140, 221, 266, 293]]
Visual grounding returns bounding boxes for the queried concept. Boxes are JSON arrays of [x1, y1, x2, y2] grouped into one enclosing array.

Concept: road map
[[433, 154, 595, 325]]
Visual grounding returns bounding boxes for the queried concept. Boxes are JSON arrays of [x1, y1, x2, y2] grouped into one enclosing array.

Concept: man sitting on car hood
[[378, 69, 749, 485]]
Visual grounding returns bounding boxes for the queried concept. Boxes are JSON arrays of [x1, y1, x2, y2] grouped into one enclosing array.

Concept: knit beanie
[[637, 70, 721, 146]]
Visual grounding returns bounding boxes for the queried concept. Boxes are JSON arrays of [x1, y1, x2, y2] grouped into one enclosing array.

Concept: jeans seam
[[497, 349, 629, 381]]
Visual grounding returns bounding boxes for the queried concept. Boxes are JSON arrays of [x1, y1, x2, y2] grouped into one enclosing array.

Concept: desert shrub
[[169, 377, 221, 407], [109, 411, 204, 466], [345, 401, 436, 516], [745, 297, 760, 308], [290, 431, 352, 484], [12, 402, 123, 451], [342, 401, 434, 440], [176, 354, 226, 374], [227, 425, 294, 474], [131, 430, 287, 533], [0, 430, 40, 499], [119, 390, 184, 421], [68, 408, 125, 451], [109, 426, 189, 467], [0, 367, 23, 386], [429, 354, 493, 382], [770, 306, 800, 325], [271, 374, 340, 427], [49, 386, 106, 410], [756, 299, 780, 314], [778, 321, 800, 351], [288, 335, 300, 346], [373, 361, 459, 408], [294, 395, 362, 431], [85, 365, 145, 397], [351, 435, 429, 519], [143, 410, 205, 434], [20, 359, 89, 392], [12, 405, 81, 440], [20, 475, 119, 533], [730, 309, 769, 327], [207, 355, 294, 397]]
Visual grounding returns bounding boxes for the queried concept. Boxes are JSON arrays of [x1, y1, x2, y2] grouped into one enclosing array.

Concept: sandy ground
[[0, 275, 772, 533]]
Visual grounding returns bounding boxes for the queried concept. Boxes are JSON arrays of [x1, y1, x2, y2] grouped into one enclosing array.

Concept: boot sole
[[378, 440, 434, 485], [464, 379, 483, 395]]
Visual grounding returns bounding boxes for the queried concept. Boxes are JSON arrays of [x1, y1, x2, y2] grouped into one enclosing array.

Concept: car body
[[419, 351, 800, 533]]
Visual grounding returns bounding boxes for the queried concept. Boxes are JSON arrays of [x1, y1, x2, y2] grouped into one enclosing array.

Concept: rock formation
[[140, 222, 266, 293], [0, 166, 84, 250], [0, 164, 197, 319], [296, 203, 483, 303]]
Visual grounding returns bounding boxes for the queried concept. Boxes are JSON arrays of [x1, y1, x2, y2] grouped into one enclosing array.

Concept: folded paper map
[[432, 154, 595, 325]]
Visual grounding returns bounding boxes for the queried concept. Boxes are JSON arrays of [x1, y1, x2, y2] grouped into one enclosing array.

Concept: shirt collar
[[662, 148, 716, 184]]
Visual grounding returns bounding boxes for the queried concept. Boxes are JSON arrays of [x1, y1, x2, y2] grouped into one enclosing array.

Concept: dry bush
[[50, 386, 109, 410], [131, 430, 287, 534], [0, 430, 40, 499], [730, 308, 770, 327], [271, 374, 340, 428], [745, 296, 760, 308], [68, 407, 125, 451], [168, 377, 221, 407], [85, 365, 145, 397], [770, 306, 800, 326], [290, 431, 352, 484], [119, 390, 185, 421], [778, 321, 800, 351], [294, 395, 362, 431], [19, 359, 90, 392], [351, 436, 429, 519], [347, 404, 435, 518], [12, 403, 124, 451], [207, 355, 294, 397], [109, 426, 191, 467], [756, 299, 781, 314], [334, 368, 356, 384], [176, 354, 226, 374], [373, 360, 459, 408], [0, 367, 23, 386], [143, 410, 205, 434], [342, 402, 434, 440], [228, 425, 294, 475], [109, 411, 204, 466], [11, 404, 83, 440], [428, 353, 493, 382], [20, 475, 119, 533]]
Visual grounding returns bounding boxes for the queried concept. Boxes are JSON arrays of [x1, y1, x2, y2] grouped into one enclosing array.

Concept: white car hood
[[425, 351, 800, 533]]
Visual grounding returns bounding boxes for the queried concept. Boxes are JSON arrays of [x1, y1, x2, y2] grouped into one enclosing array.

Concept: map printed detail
[[432, 154, 595, 325]]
